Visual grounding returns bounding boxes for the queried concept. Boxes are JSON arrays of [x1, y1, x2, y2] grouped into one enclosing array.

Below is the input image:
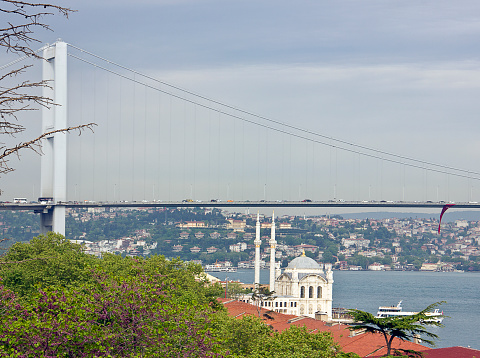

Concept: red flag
[[438, 204, 455, 233]]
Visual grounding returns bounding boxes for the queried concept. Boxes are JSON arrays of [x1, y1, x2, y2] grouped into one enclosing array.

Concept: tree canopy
[[0, 232, 358, 357], [0, 233, 223, 356], [348, 302, 445, 356]]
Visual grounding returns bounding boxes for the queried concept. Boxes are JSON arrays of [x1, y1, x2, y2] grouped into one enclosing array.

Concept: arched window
[[300, 286, 305, 298], [317, 286, 322, 298], [309, 286, 314, 298]]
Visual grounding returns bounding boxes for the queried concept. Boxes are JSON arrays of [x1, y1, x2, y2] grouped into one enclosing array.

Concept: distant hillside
[[340, 210, 480, 222]]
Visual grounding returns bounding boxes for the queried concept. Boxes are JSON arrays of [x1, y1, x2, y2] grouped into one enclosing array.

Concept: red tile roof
[[418, 346, 480, 358], [219, 298, 430, 357]]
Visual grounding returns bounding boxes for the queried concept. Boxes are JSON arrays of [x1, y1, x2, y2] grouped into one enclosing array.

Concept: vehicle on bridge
[[13, 198, 27, 204], [38, 197, 54, 204]]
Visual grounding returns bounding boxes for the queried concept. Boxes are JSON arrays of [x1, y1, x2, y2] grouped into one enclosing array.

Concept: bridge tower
[[40, 41, 67, 235]]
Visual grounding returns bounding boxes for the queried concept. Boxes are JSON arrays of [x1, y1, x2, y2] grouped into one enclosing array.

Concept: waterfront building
[[241, 212, 334, 320]]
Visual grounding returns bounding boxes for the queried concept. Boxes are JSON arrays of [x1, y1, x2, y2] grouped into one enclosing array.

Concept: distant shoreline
[[340, 210, 480, 222]]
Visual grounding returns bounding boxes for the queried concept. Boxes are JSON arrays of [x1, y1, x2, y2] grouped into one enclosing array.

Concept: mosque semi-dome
[[286, 255, 322, 270]]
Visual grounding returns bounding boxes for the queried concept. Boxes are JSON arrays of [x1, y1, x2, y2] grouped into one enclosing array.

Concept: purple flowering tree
[[0, 273, 223, 357]]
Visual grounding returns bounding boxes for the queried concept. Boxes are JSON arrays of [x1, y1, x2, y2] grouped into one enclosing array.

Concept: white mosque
[[240, 212, 334, 320]]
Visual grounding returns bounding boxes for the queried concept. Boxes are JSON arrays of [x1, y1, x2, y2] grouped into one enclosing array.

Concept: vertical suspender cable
[[159, 88, 162, 201], [265, 128, 268, 200], [257, 123, 260, 199], [144, 85, 147, 201], [118, 77, 122, 202], [468, 171, 471, 201], [305, 140, 308, 199], [168, 96, 172, 201], [93, 66, 97, 201], [312, 143, 315, 200], [335, 147, 338, 200], [217, 112, 220, 199], [157, 88, 161, 201], [380, 157, 384, 200], [232, 112, 235, 200], [329, 146, 332, 200], [447, 173, 449, 202], [424, 168, 427, 202], [183, 102, 186, 198], [106, 72, 109, 202], [132, 74, 136, 201], [78, 58, 84, 202], [282, 132, 284, 200], [208, 111, 211, 198], [193, 104, 197, 200], [242, 119, 245, 200], [289, 135, 292, 201], [357, 153, 360, 201]]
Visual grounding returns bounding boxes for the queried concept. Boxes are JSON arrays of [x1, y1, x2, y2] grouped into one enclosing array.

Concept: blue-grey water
[[211, 269, 480, 349]]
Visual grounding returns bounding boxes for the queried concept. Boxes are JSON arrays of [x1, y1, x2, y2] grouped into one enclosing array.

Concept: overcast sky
[[2, 0, 480, 213]]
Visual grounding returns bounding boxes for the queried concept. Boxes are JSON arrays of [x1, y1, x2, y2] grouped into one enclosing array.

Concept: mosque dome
[[287, 255, 322, 270]]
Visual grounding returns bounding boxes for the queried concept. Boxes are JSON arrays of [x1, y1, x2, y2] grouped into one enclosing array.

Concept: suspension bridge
[[1, 41, 479, 235]]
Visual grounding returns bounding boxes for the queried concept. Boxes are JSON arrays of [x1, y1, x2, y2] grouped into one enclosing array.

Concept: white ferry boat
[[204, 267, 237, 272], [204, 263, 237, 272], [375, 301, 444, 323]]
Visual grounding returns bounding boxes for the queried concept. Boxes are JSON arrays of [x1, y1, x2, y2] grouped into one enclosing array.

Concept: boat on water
[[204, 263, 237, 272], [375, 301, 444, 323], [204, 267, 237, 272]]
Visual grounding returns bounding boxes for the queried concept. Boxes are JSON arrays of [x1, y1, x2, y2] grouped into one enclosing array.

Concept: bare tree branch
[[0, 123, 96, 175], [0, 64, 54, 132], [0, 1, 74, 57], [0, 1, 88, 197]]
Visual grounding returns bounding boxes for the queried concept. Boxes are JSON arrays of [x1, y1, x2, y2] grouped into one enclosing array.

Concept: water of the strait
[[210, 269, 480, 349]]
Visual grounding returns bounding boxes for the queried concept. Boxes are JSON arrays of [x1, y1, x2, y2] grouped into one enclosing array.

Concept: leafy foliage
[[214, 313, 358, 358], [0, 232, 96, 296], [0, 232, 360, 357], [0, 233, 225, 356], [0, 273, 220, 357], [348, 302, 445, 356]]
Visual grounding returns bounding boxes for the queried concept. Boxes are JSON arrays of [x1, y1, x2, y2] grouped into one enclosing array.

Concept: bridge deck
[[1, 200, 478, 211]]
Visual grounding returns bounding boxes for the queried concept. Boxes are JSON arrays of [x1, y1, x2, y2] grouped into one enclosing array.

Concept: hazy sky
[[2, 0, 480, 212]]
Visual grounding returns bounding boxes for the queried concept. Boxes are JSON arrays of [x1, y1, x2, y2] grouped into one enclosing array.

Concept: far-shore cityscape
[[3, 206, 478, 272]]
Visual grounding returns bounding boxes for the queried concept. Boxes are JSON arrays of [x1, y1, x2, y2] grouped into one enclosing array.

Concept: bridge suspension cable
[[63, 60, 480, 180], [65, 44, 480, 182]]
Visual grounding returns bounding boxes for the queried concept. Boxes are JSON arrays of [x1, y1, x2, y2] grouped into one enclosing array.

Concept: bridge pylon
[[40, 41, 67, 235]]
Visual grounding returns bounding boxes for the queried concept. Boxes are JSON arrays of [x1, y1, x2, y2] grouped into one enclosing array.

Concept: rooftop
[[219, 298, 429, 357]]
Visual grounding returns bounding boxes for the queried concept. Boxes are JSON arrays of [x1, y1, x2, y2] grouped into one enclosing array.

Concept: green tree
[[348, 302, 445, 357], [0, 232, 96, 296], [225, 280, 247, 299], [213, 313, 273, 357], [0, 233, 225, 356], [214, 313, 358, 358], [251, 285, 276, 317], [0, 271, 220, 357], [254, 325, 357, 358]]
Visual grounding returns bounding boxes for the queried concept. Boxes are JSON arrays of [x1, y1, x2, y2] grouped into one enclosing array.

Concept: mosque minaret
[[242, 211, 334, 321], [269, 211, 277, 292], [254, 211, 261, 287]]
